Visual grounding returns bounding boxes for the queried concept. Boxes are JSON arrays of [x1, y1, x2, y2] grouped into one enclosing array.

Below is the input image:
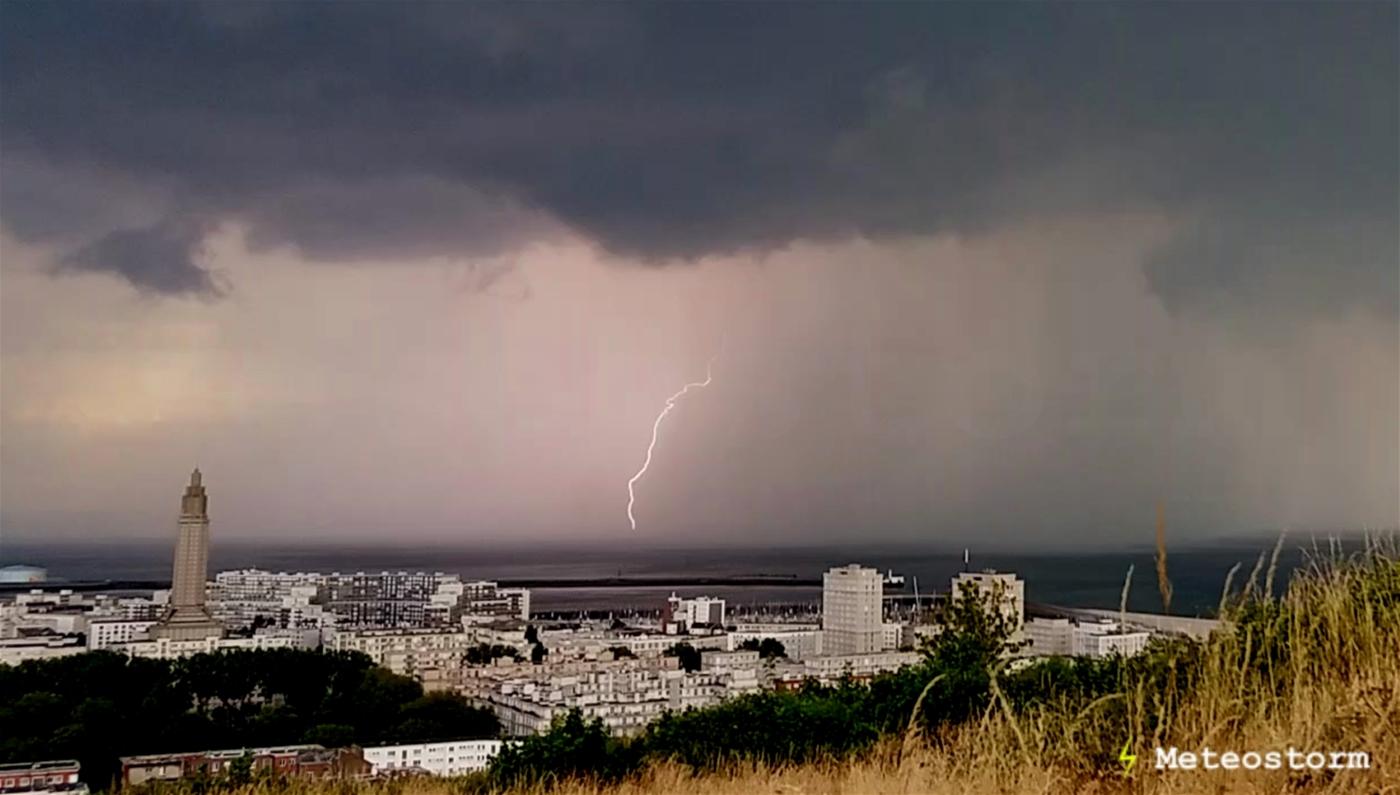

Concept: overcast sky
[[1, 3, 1395, 548]]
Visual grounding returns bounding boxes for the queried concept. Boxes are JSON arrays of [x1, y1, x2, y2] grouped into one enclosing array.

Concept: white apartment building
[[0, 635, 86, 665], [1071, 621, 1151, 658], [1022, 617, 1151, 659], [727, 624, 823, 660], [664, 594, 725, 632], [1075, 630, 1150, 658], [822, 565, 884, 656], [88, 619, 158, 650], [332, 628, 483, 676], [801, 650, 920, 681], [363, 740, 503, 776], [951, 570, 1025, 632], [477, 659, 758, 737], [1023, 617, 1073, 656], [881, 622, 907, 651], [115, 631, 311, 660]]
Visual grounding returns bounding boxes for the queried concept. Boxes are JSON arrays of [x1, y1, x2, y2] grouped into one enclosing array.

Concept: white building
[[88, 619, 158, 650], [333, 628, 485, 676], [801, 650, 920, 681], [1070, 621, 1151, 658], [363, 740, 503, 776], [209, 569, 329, 630], [951, 570, 1025, 632], [881, 622, 908, 651], [822, 565, 883, 656], [0, 635, 86, 665], [727, 624, 823, 660], [664, 594, 725, 633], [1022, 617, 1151, 659], [115, 631, 311, 660], [477, 658, 759, 737], [1023, 617, 1073, 656]]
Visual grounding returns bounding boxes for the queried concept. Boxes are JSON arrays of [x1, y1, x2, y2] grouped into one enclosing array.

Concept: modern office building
[[822, 564, 884, 656], [152, 470, 223, 641]]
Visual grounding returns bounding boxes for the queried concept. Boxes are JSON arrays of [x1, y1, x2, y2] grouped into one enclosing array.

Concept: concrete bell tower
[[152, 468, 223, 640]]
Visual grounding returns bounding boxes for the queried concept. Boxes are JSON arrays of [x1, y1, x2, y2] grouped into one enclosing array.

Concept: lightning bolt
[[626, 349, 721, 530], [1119, 739, 1137, 776]]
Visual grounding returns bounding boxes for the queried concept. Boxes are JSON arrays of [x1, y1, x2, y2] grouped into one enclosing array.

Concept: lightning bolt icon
[[1119, 739, 1137, 776], [626, 347, 721, 531]]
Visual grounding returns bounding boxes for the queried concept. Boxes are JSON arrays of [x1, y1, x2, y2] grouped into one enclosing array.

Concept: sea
[[1, 535, 1372, 617]]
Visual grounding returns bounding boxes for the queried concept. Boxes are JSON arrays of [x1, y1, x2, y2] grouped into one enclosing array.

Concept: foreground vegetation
[[489, 535, 1399, 792], [0, 648, 498, 788]]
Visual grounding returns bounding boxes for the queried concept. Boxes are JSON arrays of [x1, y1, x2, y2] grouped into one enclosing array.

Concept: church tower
[[152, 468, 223, 640]]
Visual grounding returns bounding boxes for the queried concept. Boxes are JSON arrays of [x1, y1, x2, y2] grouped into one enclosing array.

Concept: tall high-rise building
[[152, 469, 223, 640], [822, 564, 883, 655]]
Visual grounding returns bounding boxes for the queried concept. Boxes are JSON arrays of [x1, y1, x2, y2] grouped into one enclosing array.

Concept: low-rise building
[[362, 740, 503, 776], [0, 635, 86, 666], [727, 624, 823, 660], [0, 761, 84, 795], [120, 746, 368, 786], [88, 619, 158, 650], [801, 651, 920, 682], [475, 656, 759, 737], [1022, 617, 1151, 659], [114, 631, 312, 660], [1023, 617, 1073, 656], [663, 594, 725, 633], [332, 628, 481, 676], [1071, 624, 1151, 658]]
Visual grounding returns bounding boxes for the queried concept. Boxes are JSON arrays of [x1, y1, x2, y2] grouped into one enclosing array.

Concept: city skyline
[[1, 4, 1396, 547]]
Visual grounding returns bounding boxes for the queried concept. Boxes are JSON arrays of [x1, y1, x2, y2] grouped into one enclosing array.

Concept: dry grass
[[214, 539, 1400, 794]]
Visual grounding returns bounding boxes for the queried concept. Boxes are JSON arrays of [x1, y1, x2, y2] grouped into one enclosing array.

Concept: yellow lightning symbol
[[1119, 738, 1137, 776]]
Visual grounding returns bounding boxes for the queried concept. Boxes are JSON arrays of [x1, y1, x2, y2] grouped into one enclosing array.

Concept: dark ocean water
[[2, 535, 1370, 616]]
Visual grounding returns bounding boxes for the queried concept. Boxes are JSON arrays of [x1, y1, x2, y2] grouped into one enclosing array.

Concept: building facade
[[951, 570, 1025, 632], [0, 761, 84, 795], [152, 469, 223, 641], [822, 565, 883, 656], [88, 619, 158, 650], [362, 740, 503, 776], [120, 746, 367, 786]]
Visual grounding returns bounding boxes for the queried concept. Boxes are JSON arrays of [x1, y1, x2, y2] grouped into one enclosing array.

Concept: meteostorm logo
[[1151, 746, 1371, 772]]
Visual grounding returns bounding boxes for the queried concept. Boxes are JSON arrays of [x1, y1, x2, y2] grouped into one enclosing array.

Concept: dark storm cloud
[[58, 220, 223, 297], [0, 2, 1394, 310]]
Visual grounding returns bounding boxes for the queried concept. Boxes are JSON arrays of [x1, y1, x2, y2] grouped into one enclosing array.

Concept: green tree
[[738, 638, 787, 659], [392, 693, 499, 742], [664, 642, 702, 672], [302, 723, 356, 748], [489, 710, 637, 789]]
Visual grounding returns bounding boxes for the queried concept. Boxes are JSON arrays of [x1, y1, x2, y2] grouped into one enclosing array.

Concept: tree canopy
[[0, 649, 499, 790]]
